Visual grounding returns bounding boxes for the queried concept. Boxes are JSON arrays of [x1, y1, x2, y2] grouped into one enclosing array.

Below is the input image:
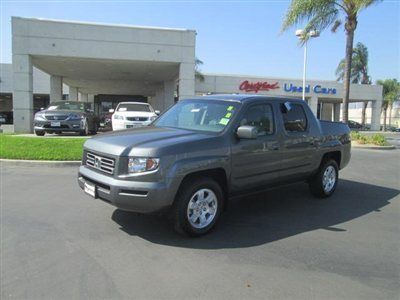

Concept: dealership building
[[0, 17, 385, 132]]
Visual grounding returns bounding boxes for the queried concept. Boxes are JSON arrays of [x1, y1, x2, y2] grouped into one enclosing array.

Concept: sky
[[1, 0, 399, 82]]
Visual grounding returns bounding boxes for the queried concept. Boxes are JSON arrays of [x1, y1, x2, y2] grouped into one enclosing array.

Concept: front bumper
[[34, 120, 84, 132], [112, 120, 151, 131], [78, 165, 173, 213]]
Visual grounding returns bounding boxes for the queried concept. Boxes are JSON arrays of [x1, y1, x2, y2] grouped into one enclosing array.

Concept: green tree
[[282, 0, 381, 123], [376, 79, 400, 131], [336, 42, 371, 125], [195, 57, 205, 82]]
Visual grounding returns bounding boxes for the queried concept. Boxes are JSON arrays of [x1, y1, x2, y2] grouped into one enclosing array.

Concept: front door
[[230, 102, 281, 193], [278, 102, 316, 181]]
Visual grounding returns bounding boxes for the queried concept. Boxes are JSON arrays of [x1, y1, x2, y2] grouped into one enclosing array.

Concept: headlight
[[149, 115, 157, 122], [114, 114, 124, 120], [34, 113, 46, 120], [68, 113, 84, 120], [128, 157, 160, 173]]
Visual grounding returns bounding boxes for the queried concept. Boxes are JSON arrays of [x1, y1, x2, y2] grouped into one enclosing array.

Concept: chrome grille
[[86, 152, 115, 175], [126, 116, 148, 121], [45, 115, 68, 120]]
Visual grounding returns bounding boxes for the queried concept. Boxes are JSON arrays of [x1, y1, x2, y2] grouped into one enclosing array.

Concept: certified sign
[[239, 80, 280, 93]]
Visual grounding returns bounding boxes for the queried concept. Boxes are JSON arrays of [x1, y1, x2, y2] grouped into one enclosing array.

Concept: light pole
[[295, 29, 319, 101]]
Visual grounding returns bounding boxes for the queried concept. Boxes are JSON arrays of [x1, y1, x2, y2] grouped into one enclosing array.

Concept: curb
[[351, 143, 396, 150], [0, 158, 81, 167]]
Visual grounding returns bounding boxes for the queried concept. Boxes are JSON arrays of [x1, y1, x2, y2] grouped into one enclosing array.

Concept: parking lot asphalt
[[1, 148, 399, 299]]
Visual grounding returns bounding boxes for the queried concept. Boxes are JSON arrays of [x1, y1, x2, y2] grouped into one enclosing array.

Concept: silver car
[[33, 101, 99, 136]]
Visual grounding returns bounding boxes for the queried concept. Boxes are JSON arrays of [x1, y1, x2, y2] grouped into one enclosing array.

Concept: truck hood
[[84, 126, 214, 156]]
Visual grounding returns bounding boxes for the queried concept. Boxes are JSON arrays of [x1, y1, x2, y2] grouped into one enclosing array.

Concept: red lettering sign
[[239, 80, 280, 93]]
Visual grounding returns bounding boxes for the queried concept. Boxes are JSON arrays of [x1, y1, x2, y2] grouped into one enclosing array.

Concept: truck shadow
[[111, 179, 399, 249]]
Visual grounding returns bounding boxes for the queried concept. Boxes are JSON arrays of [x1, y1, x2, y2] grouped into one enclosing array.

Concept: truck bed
[[319, 120, 350, 136]]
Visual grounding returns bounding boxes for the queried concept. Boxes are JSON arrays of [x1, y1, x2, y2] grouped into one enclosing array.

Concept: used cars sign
[[284, 83, 337, 95]]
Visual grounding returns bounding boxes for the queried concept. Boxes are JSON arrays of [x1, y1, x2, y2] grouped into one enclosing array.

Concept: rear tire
[[173, 177, 223, 237], [35, 130, 45, 136], [309, 159, 339, 198]]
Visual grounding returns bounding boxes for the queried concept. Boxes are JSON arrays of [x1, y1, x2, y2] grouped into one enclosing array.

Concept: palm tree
[[336, 42, 371, 125], [376, 79, 400, 131], [195, 58, 205, 82], [282, 0, 381, 123]]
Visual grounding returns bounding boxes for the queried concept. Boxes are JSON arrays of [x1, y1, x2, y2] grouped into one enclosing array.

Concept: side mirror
[[155, 110, 160, 115], [40, 107, 44, 111], [237, 125, 258, 139], [109, 109, 115, 113]]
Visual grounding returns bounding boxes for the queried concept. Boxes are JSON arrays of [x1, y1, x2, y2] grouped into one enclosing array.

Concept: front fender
[[164, 155, 230, 202]]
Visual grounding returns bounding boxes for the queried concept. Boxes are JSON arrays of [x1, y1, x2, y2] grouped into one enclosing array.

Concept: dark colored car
[[78, 95, 351, 236], [347, 120, 363, 130], [33, 101, 99, 136]]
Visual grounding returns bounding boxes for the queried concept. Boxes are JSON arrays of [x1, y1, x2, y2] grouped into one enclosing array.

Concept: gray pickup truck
[[78, 95, 351, 236]]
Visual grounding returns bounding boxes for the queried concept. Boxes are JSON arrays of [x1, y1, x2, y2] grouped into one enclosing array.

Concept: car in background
[[110, 102, 159, 131], [347, 120, 363, 130], [33, 101, 99, 136], [0, 113, 6, 124]]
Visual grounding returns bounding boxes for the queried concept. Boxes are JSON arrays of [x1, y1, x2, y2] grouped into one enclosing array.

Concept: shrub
[[350, 131, 362, 141], [369, 134, 387, 146], [350, 132, 387, 146]]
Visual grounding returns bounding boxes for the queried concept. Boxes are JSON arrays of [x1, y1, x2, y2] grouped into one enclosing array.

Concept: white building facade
[[0, 17, 385, 132]]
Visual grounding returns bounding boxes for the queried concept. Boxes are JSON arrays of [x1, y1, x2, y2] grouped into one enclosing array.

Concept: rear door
[[278, 101, 317, 181], [230, 101, 281, 193]]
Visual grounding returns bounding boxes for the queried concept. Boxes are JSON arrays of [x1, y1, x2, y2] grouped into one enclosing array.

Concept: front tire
[[173, 177, 223, 237], [35, 130, 45, 136], [309, 159, 339, 198]]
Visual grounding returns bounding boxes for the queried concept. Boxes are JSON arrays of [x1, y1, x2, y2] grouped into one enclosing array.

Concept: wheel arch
[[321, 151, 341, 169], [173, 168, 229, 209]]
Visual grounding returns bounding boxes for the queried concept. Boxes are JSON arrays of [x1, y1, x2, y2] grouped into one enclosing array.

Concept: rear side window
[[240, 104, 274, 136], [281, 103, 308, 132]]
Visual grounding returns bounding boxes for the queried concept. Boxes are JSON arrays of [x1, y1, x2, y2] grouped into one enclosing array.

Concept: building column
[[79, 93, 88, 102], [371, 99, 382, 131], [333, 103, 341, 122], [87, 94, 95, 103], [12, 54, 33, 133], [150, 86, 164, 112], [309, 96, 318, 117], [50, 75, 62, 103], [69, 86, 78, 101], [178, 62, 195, 100], [164, 80, 176, 110]]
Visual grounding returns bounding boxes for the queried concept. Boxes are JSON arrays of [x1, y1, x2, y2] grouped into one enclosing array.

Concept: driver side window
[[240, 104, 274, 136]]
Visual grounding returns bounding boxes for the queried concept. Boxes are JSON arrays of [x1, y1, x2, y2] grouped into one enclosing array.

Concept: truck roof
[[191, 94, 304, 103]]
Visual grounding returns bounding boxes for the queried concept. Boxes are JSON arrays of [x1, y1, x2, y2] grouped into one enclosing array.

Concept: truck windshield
[[153, 100, 239, 133], [117, 103, 151, 112]]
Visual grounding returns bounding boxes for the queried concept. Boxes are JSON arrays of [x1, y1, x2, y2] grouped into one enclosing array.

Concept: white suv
[[110, 102, 159, 131]]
